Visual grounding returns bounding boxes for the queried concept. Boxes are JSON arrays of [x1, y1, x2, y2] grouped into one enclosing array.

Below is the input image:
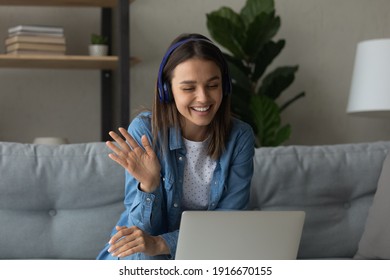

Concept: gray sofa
[[0, 141, 389, 259]]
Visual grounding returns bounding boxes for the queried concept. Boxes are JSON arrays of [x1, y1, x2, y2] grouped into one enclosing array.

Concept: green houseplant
[[89, 33, 109, 56], [90, 33, 108, 45], [206, 0, 305, 147]]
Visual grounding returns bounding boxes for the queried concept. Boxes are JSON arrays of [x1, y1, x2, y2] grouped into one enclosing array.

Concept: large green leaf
[[250, 94, 290, 146], [206, 8, 246, 59], [257, 66, 298, 100], [252, 39, 285, 82], [230, 84, 257, 134], [223, 53, 251, 77], [230, 81, 252, 106], [224, 54, 255, 128], [243, 12, 281, 58], [224, 55, 252, 92], [272, 124, 291, 146], [240, 0, 274, 27], [214, 6, 244, 27]]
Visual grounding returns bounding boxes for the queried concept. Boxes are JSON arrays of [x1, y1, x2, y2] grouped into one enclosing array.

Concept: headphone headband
[[157, 37, 232, 103]]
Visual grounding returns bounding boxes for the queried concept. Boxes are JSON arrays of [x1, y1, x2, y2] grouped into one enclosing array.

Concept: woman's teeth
[[192, 106, 210, 112]]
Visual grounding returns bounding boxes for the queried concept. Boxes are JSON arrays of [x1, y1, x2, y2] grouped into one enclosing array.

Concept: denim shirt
[[96, 111, 254, 260]]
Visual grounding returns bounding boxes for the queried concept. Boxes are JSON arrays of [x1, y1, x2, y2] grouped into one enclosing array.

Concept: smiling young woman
[[170, 58, 223, 141], [97, 33, 255, 260]]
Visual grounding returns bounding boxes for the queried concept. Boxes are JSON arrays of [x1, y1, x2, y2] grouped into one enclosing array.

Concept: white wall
[[274, 0, 390, 145], [1, 0, 390, 145]]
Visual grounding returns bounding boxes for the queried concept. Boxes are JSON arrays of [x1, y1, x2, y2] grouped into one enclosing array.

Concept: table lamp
[[347, 39, 390, 117]]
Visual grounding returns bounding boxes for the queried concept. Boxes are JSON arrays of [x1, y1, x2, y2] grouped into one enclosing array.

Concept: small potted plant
[[89, 33, 108, 56]]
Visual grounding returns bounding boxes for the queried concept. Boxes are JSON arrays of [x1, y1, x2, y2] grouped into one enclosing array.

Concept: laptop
[[175, 210, 305, 260]]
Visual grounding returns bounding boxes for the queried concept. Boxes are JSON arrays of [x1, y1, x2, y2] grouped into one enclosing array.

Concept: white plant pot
[[89, 44, 108, 56]]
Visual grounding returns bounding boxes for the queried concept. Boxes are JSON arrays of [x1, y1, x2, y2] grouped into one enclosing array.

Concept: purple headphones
[[156, 37, 232, 103]]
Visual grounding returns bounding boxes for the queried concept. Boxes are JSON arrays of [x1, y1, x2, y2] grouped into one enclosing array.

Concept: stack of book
[[5, 25, 66, 55]]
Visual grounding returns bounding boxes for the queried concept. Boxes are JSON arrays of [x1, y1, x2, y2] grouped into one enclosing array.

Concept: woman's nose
[[196, 87, 208, 101]]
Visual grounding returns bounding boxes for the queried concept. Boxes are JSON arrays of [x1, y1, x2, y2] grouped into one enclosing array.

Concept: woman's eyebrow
[[207, 76, 221, 82], [179, 76, 221, 84], [179, 80, 196, 85]]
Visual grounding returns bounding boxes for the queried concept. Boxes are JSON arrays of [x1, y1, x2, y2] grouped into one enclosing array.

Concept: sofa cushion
[[249, 142, 390, 259], [0, 142, 125, 259], [354, 154, 390, 259]]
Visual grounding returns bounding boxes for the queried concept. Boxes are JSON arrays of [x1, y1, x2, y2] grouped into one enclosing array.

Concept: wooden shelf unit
[[0, 54, 139, 69], [0, 0, 133, 141], [0, 54, 117, 69]]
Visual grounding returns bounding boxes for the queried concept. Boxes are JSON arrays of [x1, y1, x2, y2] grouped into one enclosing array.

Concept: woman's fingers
[[141, 135, 154, 156], [118, 127, 141, 151], [108, 128, 151, 155], [115, 244, 145, 258], [110, 237, 143, 257], [105, 141, 130, 169], [105, 139, 123, 156], [106, 129, 139, 162], [108, 226, 144, 257], [107, 226, 168, 258], [108, 130, 132, 152], [109, 226, 132, 245]]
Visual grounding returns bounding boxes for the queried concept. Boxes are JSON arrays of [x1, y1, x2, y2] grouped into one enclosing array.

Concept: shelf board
[[0, 0, 134, 8], [0, 54, 140, 69]]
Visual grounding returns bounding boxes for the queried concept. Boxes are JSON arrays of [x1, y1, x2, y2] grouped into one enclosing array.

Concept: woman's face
[[170, 58, 223, 141]]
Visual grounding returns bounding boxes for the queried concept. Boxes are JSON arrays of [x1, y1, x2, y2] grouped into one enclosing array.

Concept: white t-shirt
[[181, 138, 217, 210]]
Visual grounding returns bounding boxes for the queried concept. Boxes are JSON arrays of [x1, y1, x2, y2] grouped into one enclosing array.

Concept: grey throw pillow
[[354, 154, 390, 259]]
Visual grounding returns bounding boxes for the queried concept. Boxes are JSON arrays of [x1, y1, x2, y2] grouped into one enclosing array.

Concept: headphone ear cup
[[163, 82, 173, 103]]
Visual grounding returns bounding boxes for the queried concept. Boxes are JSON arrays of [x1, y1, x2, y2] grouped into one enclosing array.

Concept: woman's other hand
[[106, 127, 161, 193], [108, 226, 169, 258]]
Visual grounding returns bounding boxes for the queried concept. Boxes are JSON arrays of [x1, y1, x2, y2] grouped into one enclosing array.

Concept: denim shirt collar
[[168, 126, 185, 151]]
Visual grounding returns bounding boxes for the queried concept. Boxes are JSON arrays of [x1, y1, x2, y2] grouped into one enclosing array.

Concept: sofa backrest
[[2, 141, 389, 259], [0, 142, 125, 259], [249, 141, 390, 259]]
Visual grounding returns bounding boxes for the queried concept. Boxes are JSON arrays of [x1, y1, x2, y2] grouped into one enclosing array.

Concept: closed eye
[[182, 87, 195, 92]]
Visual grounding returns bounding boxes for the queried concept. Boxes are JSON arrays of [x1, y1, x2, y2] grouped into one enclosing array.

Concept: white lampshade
[[347, 39, 390, 117]]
